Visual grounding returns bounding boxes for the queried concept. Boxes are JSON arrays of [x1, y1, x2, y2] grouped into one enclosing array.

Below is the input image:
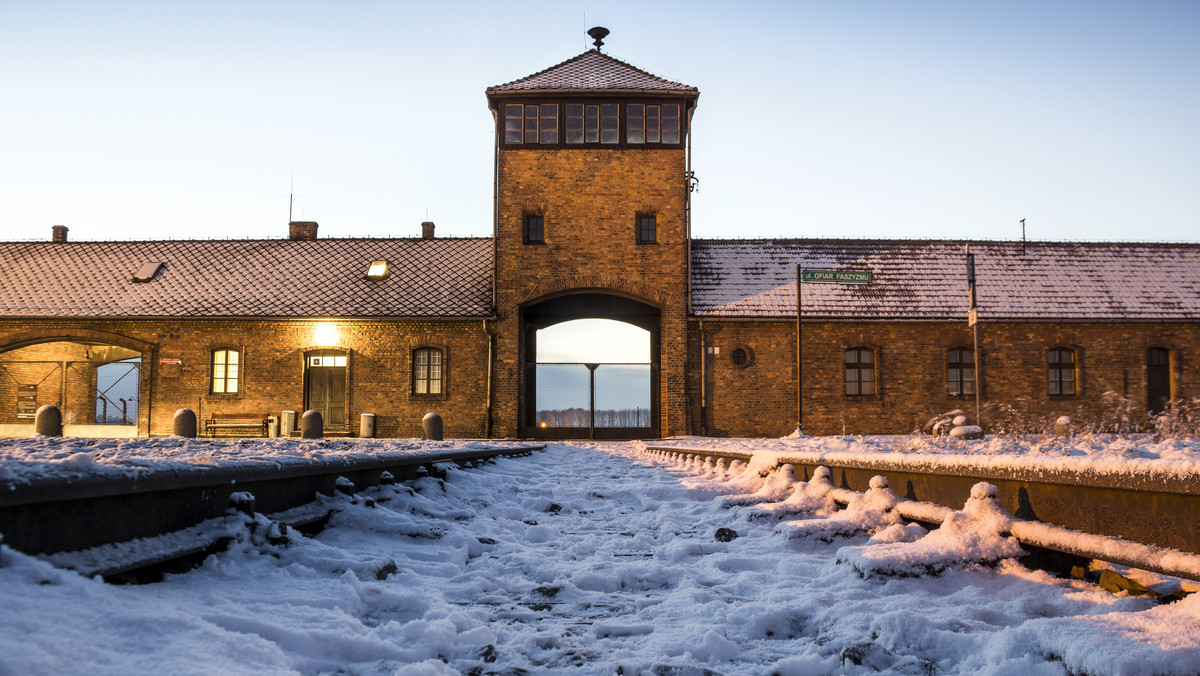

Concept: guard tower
[[486, 28, 700, 439]]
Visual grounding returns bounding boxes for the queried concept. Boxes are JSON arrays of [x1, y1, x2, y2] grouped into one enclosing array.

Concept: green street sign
[[801, 269, 873, 284]]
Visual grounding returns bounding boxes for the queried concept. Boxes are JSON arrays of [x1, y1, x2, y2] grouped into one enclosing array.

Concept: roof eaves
[[486, 87, 697, 97]]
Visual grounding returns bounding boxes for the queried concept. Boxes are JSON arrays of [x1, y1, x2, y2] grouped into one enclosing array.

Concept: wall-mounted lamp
[[314, 323, 339, 346]]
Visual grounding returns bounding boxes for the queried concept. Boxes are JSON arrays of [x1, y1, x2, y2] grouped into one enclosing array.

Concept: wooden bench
[[204, 413, 269, 438]]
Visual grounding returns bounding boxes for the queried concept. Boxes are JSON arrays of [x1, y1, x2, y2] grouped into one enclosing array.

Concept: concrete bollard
[[300, 409, 324, 439], [360, 413, 376, 439], [34, 404, 63, 437], [173, 408, 197, 437], [422, 412, 443, 441], [1054, 416, 1074, 438]]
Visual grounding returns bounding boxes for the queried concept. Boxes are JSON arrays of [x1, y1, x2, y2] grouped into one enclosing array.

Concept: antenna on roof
[[289, 168, 295, 223], [588, 26, 609, 50], [1021, 218, 1026, 254]]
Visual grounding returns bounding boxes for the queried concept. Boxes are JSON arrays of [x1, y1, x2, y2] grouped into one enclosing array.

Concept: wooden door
[[307, 365, 347, 427]]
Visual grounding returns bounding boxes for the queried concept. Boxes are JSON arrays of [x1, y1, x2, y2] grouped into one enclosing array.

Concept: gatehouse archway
[[521, 292, 660, 440], [0, 337, 145, 437]]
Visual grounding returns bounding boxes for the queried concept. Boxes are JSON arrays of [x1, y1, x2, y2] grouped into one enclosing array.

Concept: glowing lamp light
[[314, 323, 339, 346], [540, 422, 548, 429]]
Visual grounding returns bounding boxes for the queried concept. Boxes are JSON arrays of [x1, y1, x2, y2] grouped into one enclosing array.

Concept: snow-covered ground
[[3, 440, 1199, 675]]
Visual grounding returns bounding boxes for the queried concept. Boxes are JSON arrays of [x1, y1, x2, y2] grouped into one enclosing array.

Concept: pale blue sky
[[1, 1, 1197, 243]]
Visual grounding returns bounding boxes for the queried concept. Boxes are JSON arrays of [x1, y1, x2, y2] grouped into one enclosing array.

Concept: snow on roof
[[0, 237, 494, 318], [691, 239, 1200, 321], [487, 49, 697, 94]]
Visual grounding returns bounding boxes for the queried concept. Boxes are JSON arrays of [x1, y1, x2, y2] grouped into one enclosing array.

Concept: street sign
[[968, 308, 978, 327], [801, 269, 873, 284]]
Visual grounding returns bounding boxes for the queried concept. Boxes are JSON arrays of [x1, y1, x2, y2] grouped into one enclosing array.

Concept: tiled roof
[[0, 238, 493, 318], [487, 49, 697, 93], [691, 239, 1200, 321]]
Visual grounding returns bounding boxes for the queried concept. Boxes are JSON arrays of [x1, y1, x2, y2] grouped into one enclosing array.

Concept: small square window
[[1048, 347, 1077, 396], [524, 214, 545, 244], [845, 347, 875, 396], [636, 213, 656, 244]]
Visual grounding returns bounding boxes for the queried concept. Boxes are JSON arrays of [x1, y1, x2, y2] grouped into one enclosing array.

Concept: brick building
[[1, 38, 1198, 439]]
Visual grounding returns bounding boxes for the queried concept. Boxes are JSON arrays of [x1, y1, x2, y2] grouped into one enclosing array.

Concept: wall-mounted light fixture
[[314, 323, 339, 346]]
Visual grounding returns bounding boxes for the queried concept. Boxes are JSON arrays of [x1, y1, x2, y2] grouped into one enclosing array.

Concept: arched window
[[211, 348, 239, 394], [947, 348, 974, 396], [1048, 347, 1076, 396], [413, 347, 444, 395], [845, 347, 875, 396]]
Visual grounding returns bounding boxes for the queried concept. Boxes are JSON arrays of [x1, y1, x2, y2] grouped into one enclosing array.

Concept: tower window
[[636, 213, 657, 244], [662, 104, 680, 144], [600, 104, 619, 144], [524, 214, 544, 244], [566, 104, 602, 144], [628, 104, 678, 144], [505, 104, 558, 144]]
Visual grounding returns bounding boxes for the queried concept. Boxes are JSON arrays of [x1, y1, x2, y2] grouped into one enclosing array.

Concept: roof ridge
[[487, 48, 696, 93], [692, 237, 1200, 247], [0, 235, 495, 245]]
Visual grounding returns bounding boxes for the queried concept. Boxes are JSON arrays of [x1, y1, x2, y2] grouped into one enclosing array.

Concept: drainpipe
[[699, 319, 707, 436], [686, 104, 696, 315], [490, 105, 499, 313], [146, 352, 153, 437], [484, 319, 494, 438]]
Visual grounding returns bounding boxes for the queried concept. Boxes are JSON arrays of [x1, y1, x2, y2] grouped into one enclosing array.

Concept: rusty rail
[[643, 444, 1200, 582]]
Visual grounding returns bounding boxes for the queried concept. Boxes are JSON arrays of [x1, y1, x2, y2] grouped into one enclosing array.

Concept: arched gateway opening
[[0, 338, 143, 437], [521, 293, 660, 440]]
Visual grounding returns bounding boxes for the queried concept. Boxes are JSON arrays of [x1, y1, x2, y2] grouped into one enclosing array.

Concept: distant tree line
[[538, 407, 650, 428]]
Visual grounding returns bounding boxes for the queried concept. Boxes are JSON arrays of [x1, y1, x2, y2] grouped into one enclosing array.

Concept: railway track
[[642, 443, 1200, 585], [3, 439, 1197, 589], [0, 444, 543, 580]]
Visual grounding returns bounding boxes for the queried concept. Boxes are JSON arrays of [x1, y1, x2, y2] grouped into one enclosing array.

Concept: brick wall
[[492, 147, 691, 437], [0, 319, 491, 438], [689, 320, 1200, 437], [0, 341, 96, 424]]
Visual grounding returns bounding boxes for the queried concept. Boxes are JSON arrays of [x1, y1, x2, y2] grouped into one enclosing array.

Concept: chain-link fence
[[536, 363, 651, 428], [93, 360, 140, 425]]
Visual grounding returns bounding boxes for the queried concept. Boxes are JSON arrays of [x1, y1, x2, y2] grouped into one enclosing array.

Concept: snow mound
[[744, 466, 837, 519], [776, 474, 901, 541], [837, 482, 1023, 577], [719, 464, 798, 507]]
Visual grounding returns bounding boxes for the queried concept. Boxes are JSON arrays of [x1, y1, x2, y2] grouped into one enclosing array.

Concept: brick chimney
[[421, 221, 435, 240], [52, 225, 69, 243], [289, 221, 318, 240]]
